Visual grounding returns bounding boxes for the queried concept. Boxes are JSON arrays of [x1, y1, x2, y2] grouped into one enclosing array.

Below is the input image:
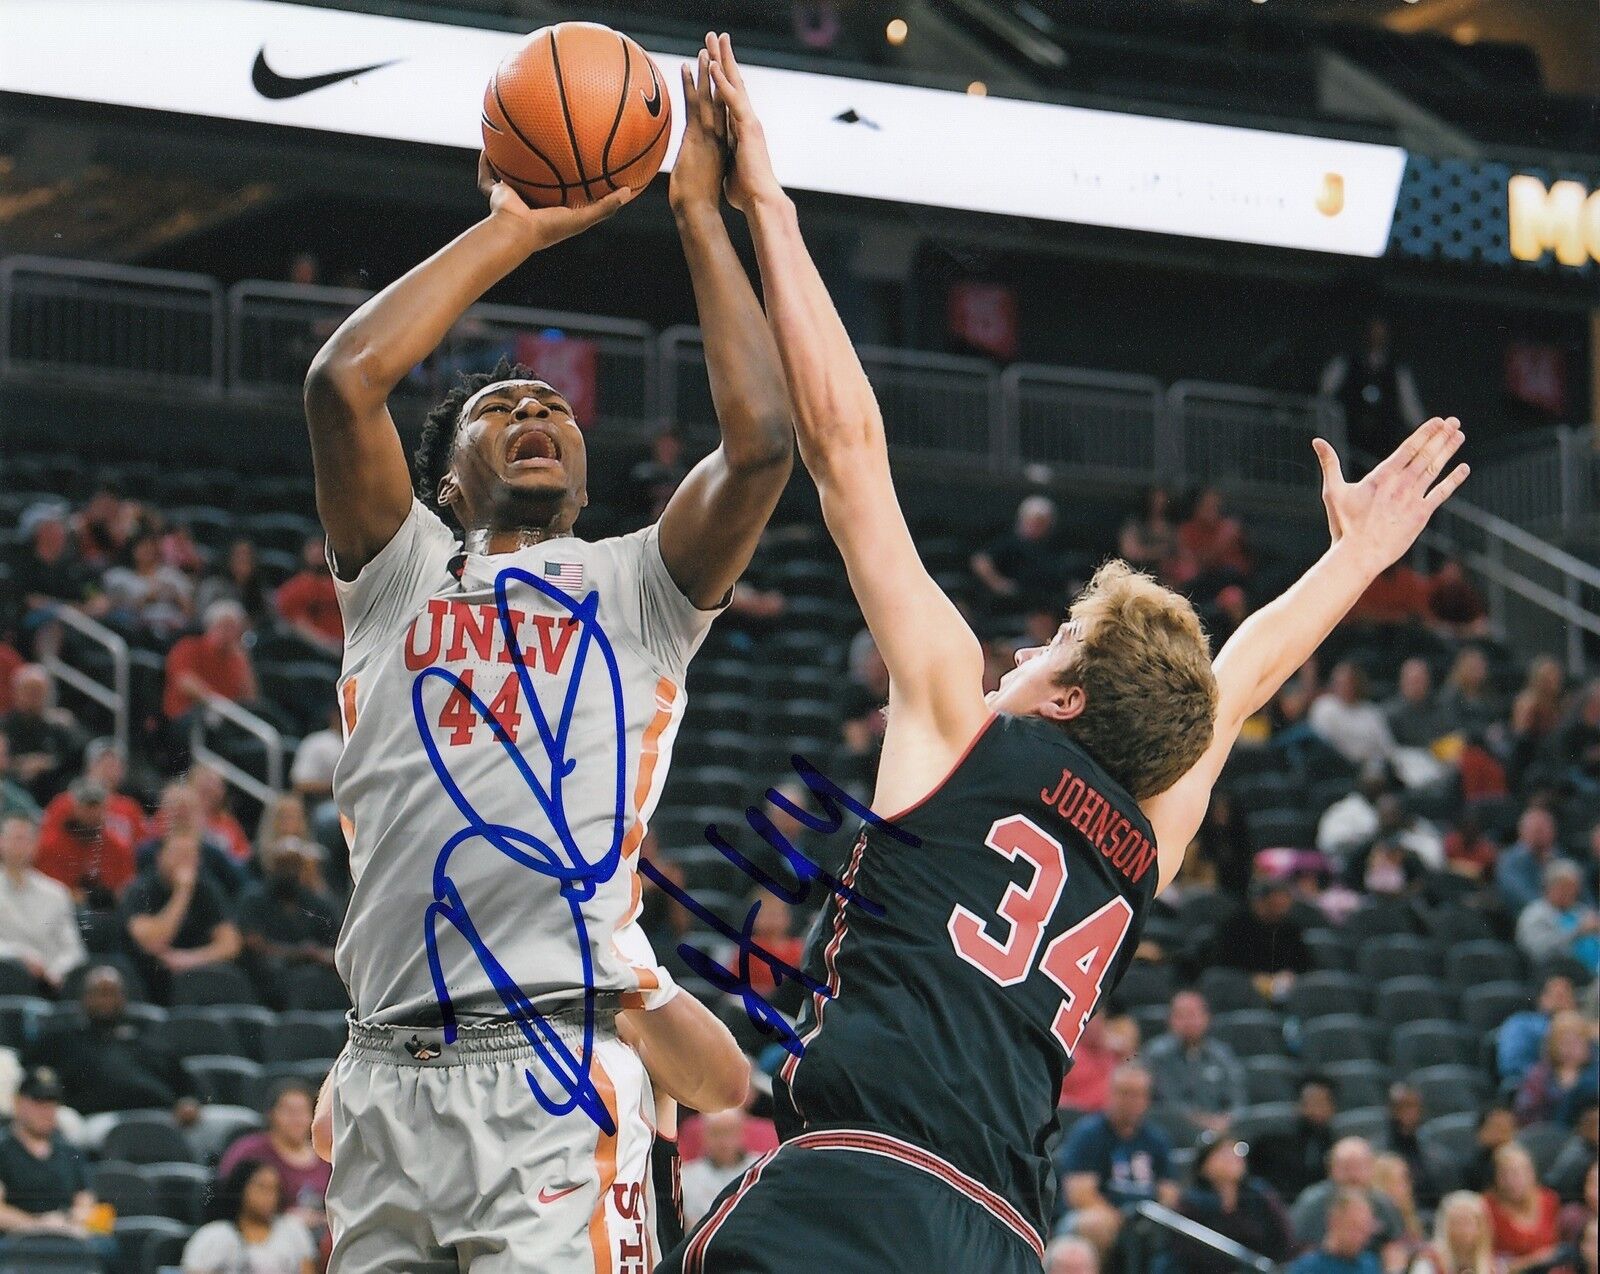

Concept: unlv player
[[661, 37, 1470, 1273], [308, 53, 777, 1273]]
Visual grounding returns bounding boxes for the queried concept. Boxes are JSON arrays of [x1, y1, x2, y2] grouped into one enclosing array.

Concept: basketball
[[481, 22, 672, 210]]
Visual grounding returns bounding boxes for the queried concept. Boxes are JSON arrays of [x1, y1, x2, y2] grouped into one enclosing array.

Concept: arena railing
[[1167, 380, 1347, 500], [0, 256, 223, 393], [189, 692, 285, 808], [1468, 424, 1598, 538], [1124, 1199, 1277, 1273], [1000, 365, 1168, 483], [228, 282, 658, 430], [41, 607, 130, 763]]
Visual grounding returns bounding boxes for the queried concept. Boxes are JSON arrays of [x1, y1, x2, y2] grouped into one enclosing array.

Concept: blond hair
[[1427, 1191, 1494, 1274], [1057, 560, 1218, 801]]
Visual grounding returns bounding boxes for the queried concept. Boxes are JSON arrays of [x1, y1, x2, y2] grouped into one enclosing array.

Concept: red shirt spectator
[[37, 780, 135, 897], [1059, 1015, 1139, 1113], [0, 643, 23, 717], [1177, 489, 1249, 577], [1485, 1143, 1561, 1260], [163, 603, 257, 720], [1347, 563, 1430, 625], [84, 738, 146, 849], [677, 1111, 779, 1160], [275, 535, 343, 650]]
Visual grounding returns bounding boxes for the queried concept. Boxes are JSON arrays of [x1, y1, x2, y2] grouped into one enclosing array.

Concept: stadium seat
[[90, 1161, 156, 1219], [1343, 901, 1421, 943], [1244, 1055, 1300, 1104], [262, 1011, 347, 1063], [170, 965, 261, 1007], [1247, 808, 1317, 851], [146, 1162, 211, 1226], [1409, 1064, 1489, 1120], [1324, 1059, 1391, 1111], [112, 1217, 192, 1274], [1330, 1106, 1389, 1143], [280, 964, 350, 1011], [1516, 1122, 1572, 1179], [183, 1055, 265, 1109], [1108, 961, 1174, 1010], [1301, 1015, 1382, 1067], [262, 1059, 335, 1094], [1304, 929, 1355, 972], [0, 1233, 104, 1273], [1390, 1020, 1475, 1073], [1211, 1010, 1286, 1059], [101, 1114, 196, 1165], [1418, 1111, 1480, 1169], [1287, 971, 1368, 1021], [0, 961, 38, 998], [163, 1013, 246, 1061], [188, 1104, 262, 1165], [1426, 907, 1496, 946], [1130, 1003, 1169, 1042], [172, 1005, 278, 1062], [1374, 976, 1453, 1030], [1356, 935, 1442, 982], [1230, 1102, 1298, 1143], [1445, 940, 1525, 990], [1459, 981, 1532, 1033], [0, 996, 49, 1051]]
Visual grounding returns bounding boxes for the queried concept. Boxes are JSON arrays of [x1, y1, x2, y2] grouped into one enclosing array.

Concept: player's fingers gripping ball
[[482, 22, 672, 209]]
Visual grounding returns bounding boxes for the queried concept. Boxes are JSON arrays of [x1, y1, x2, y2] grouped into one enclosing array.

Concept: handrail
[[1441, 498, 1600, 589], [1129, 1199, 1277, 1273], [189, 693, 284, 807], [40, 608, 129, 761]]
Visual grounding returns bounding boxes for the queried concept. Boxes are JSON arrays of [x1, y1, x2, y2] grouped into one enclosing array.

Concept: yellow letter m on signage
[[1508, 175, 1600, 266]]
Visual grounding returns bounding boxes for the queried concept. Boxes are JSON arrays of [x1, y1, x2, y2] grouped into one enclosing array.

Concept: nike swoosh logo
[[537, 1183, 584, 1204], [640, 61, 663, 118], [252, 48, 399, 100]]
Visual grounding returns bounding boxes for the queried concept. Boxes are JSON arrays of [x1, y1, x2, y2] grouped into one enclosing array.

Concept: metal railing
[[1126, 1200, 1277, 1273], [1469, 425, 1598, 536], [858, 344, 1003, 468], [1169, 381, 1346, 497], [228, 281, 368, 399], [0, 256, 223, 392], [189, 693, 285, 808], [1001, 365, 1167, 480], [40, 608, 130, 760]]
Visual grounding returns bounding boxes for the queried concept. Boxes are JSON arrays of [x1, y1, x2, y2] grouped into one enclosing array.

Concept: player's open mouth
[[506, 426, 561, 468]]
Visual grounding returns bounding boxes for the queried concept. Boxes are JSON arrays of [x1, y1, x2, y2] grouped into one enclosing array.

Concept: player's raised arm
[[303, 162, 631, 575], [1141, 417, 1470, 888], [655, 43, 795, 609], [707, 37, 988, 756]]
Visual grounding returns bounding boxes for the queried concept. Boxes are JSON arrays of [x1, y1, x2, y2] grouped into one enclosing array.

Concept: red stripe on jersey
[[682, 1148, 778, 1274]]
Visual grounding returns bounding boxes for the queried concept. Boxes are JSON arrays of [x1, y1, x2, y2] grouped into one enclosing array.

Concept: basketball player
[[306, 53, 786, 1272], [659, 37, 1471, 1273]]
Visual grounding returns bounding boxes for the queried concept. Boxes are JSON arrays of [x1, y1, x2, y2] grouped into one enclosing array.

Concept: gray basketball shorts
[[326, 1008, 658, 1273]]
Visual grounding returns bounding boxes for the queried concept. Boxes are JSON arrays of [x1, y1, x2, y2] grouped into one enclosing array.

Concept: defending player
[[307, 54, 782, 1273], [660, 37, 1471, 1273]]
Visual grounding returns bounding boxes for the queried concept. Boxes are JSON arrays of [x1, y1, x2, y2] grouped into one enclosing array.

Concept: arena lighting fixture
[[886, 17, 909, 44], [967, 80, 988, 95]]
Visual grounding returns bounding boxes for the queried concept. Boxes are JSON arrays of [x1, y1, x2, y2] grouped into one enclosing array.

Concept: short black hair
[[412, 356, 538, 534], [205, 1157, 276, 1225]]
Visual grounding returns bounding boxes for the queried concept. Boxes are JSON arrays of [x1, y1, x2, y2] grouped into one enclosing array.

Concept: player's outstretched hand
[[1311, 416, 1470, 573], [477, 151, 634, 251], [704, 33, 784, 215], [668, 49, 728, 214]]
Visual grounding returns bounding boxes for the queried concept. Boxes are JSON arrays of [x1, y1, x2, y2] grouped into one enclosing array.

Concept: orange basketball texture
[[481, 23, 672, 209]]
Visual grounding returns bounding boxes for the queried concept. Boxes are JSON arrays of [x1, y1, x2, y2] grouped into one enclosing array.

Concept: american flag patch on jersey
[[543, 560, 584, 589]]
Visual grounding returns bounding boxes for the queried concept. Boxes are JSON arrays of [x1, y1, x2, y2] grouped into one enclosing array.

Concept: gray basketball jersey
[[330, 500, 722, 1026]]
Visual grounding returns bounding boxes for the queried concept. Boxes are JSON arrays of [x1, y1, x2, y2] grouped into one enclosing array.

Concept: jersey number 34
[[947, 814, 1133, 1058]]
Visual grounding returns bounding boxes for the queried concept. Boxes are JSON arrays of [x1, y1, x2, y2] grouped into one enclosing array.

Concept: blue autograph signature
[[415, 564, 914, 1131]]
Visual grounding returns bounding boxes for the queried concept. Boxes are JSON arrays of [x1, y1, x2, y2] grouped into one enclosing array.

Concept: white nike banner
[[1, 0, 1406, 256]]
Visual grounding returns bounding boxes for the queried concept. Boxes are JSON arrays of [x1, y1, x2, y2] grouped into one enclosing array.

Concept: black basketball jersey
[[774, 713, 1161, 1246]]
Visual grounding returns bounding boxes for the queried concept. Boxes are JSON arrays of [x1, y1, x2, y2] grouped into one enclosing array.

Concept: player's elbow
[[304, 346, 381, 418], [698, 1050, 752, 1114]]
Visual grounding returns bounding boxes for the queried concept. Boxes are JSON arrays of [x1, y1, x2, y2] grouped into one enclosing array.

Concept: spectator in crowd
[[81, 737, 146, 849], [256, 792, 311, 860], [1516, 862, 1600, 974], [1427, 560, 1489, 637], [0, 738, 40, 824], [0, 815, 86, 994], [1385, 659, 1451, 750], [1484, 1142, 1561, 1270], [275, 535, 342, 656], [0, 1066, 103, 1244], [1163, 1132, 1292, 1274], [1465, 1106, 1520, 1193], [970, 495, 1069, 615], [1118, 487, 1184, 582], [1319, 316, 1426, 463], [180, 1158, 316, 1274], [1254, 1075, 1340, 1203], [1557, 681, 1600, 793], [837, 632, 889, 795], [1044, 1234, 1100, 1274], [1497, 806, 1563, 914], [0, 643, 22, 718], [1442, 808, 1499, 882], [101, 529, 193, 640], [1319, 768, 1390, 860], [1055, 1062, 1178, 1254], [237, 838, 338, 1004], [1439, 648, 1504, 738], [289, 706, 342, 806], [1290, 1138, 1406, 1252], [1, 665, 83, 803], [11, 505, 104, 634], [1370, 793, 1445, 870], [1309, 664, 1398, 768], [1382, 1084, 1439, 1208], [1207, 876, 1313, 1003], [162, 600, 259, 722], [1060, 1015, 1141, 1115], [1374, 1152, 1427, 1253], [195, 539, 274, 630], [187, 763, 252, 864], [1513, 656, 1566, 743], [35, 777, 135, 906], [1567, 1215, 1597, 1274], [1207, 584, 1252, 654], [138, 781, 246, 898], [1346, 562, 1431, 629], [680, 1108, 759, 1227], [1194, 791, 1254, 898], [25, 966, 201, 1121], [726, 894, 805, 1012], [630, 428, 690, 522], [120, 825, 243, 999], [218, 1080, 329, 1230], [1515, 1011, 1600, 1128], [1141, 991, 1246, 1136], [1177, 486, 1250, 587], [1549, 1103, 1598, 1202], [1408, 1190, 1497, 1274], [73, 481, 133, 571], [1288, 1188, 1384, 1274]]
